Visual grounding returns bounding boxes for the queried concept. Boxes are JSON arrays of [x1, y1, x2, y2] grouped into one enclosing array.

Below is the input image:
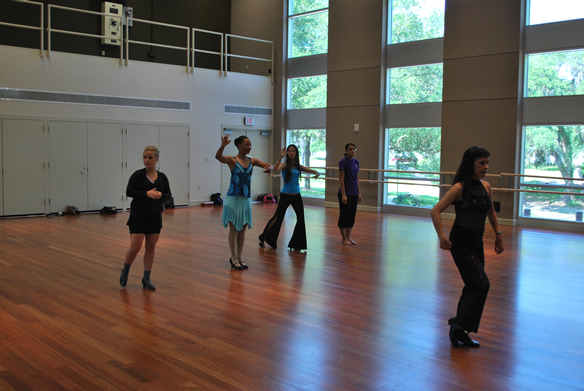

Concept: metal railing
[[224, 34, 274, 81], [294, 167, 584, 197], [501, 172, 584, 197], [4, 1, 273, 78], [192, 28, 223, 74], [125, 18, 190, 72], [47, 4, 123, 64], [1, 0, 44, 57]]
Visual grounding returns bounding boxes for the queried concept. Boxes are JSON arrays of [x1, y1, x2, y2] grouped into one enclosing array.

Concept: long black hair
[[453, 146, 490, 205], [283, 144, 300, 183]]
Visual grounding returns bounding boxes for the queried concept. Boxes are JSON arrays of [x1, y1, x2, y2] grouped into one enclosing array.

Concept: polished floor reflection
[[0, 204, 582, 390]]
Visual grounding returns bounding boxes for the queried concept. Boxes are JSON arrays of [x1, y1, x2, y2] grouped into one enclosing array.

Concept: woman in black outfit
[[431, 146, 504, 347], [119, 146, 171, 290]]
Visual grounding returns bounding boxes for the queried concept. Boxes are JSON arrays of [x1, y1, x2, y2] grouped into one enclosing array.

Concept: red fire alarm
[[244, 117, 254, 126]]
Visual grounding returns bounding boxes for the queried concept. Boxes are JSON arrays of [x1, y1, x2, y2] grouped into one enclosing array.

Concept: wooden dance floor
[[0, 203, 583, 390]]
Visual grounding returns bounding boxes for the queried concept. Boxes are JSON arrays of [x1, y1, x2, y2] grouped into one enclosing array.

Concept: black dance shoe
[[458, 332, 480, 347], [142, 278, 156, 290], [229, 258, 243, 270], [448, 317, 480, 347], [239, 260, 249, 269], [119, 268, 128, 288]]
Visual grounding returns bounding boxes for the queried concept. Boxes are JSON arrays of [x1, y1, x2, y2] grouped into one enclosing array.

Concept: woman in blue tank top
[[258, 144, 320, 251], [431, 146, 504, 348], [215, 135, 271, 270]]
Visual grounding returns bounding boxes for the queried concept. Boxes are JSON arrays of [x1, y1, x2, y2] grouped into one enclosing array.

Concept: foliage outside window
[[526, 50, 584, 97], [289, 75, 327, 109], [385, 128, 441, 208], [522, 125, 584, 221], [289, 0, 328, 58], [390, 0, 444, 44], [388, 64, 443, 104], [528, 0, 584, 25], [287, 129, 326, 199], [290, 0, 328, 15]]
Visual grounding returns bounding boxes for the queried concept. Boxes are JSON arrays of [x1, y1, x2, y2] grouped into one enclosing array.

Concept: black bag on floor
[[100, 206, 118, 215], [211, 193, 223, 205]]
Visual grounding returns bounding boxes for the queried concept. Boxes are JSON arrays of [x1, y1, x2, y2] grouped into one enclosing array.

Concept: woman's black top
[[126, 168, 171, 229], [452, 179, 491, 236]]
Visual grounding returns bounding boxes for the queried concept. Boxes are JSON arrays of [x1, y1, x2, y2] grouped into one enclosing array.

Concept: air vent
[[0, 88, 191, 111], [224, 104, 272, 116]]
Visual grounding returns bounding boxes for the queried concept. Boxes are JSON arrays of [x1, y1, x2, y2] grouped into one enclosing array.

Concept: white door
[[88, 123, 124, 210], [160, 125, 189, 206], [49, 121, 88, 213], [2, 119, 46, 215], [247, 130, 271, 201]]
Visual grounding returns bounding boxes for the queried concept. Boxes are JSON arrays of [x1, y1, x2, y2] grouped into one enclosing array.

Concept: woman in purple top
[[338, 143, 361, 245]]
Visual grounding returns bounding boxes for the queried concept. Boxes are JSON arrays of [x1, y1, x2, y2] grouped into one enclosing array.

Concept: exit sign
[[244, 117, 254, 126]]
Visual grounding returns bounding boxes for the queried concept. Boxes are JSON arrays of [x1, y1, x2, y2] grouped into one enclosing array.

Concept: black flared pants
[[449, 225, 490, 333], [259, 193, 307, 250]]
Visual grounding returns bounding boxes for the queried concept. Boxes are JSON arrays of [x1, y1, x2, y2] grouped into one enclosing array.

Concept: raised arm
[[273, 147, 287, 172], [215, 136, 235, 168], [430, 182, 463, 251]]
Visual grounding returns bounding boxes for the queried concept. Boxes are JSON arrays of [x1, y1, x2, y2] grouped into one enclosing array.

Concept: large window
[[388, 64, 443, 104], [289, 75, 327, 109], [526, 50, 584, 97], [287, 129, 326, 199], [521, 125, 584, 221], [288, 0, 329, 58], [390, 0, 445, 44], [385, 128, 441, 208], [528, 0, 584, 25]]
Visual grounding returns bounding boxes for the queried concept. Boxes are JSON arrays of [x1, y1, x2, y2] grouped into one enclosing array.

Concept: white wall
[[0, 45, 273, 204]]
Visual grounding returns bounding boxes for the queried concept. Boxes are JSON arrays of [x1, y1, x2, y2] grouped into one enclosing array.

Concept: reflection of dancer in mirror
[[431, 146, 504, 347], [258, 144, 320, 251], [338, 143, 361, 245], [120, 146, 171, 290], [215, 135, 271, 270]]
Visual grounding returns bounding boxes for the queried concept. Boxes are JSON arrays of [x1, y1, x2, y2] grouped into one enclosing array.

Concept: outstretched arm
[[251, 157, 273, 173], [299, 164, 320, 178]]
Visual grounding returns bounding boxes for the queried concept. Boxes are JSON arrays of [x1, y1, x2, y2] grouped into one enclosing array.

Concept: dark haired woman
[[119, 146, 171, 290], [215, 135, 271, 270], [431, 146, 504, 347], [258, 144, 320, 251], [338, 143, 361, 245]]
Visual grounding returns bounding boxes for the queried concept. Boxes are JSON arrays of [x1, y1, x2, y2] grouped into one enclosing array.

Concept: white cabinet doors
[[88, 123, 124, 210], [48, 121, 89, 213], [2, 119, 46, 216], [49, 121, 123, 213]]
